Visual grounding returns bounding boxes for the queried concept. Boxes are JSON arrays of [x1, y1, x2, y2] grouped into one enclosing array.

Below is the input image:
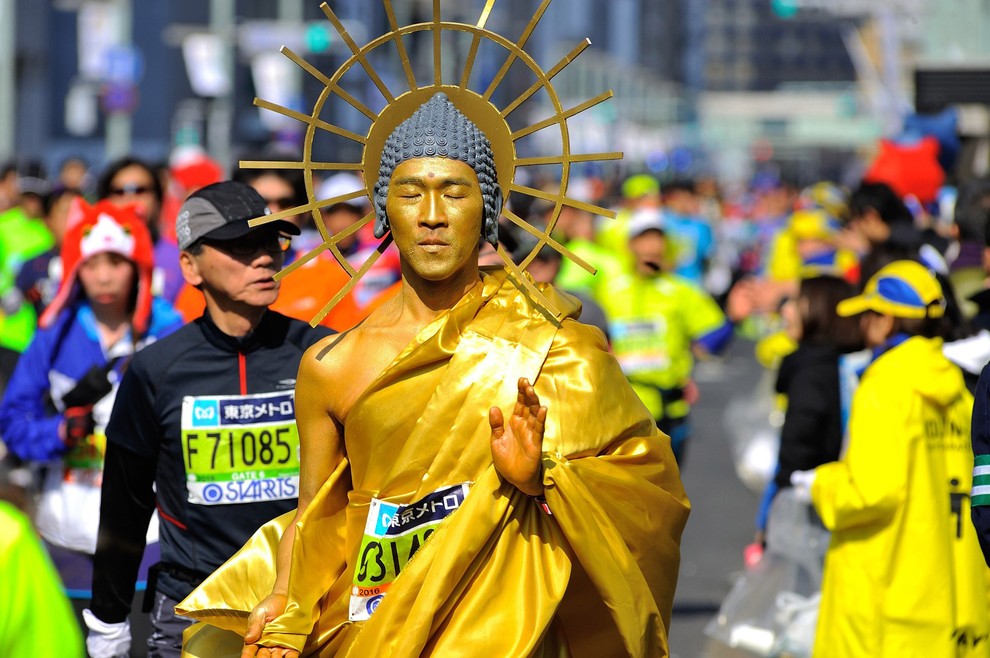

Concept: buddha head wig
[[373, 92, 502, 246]]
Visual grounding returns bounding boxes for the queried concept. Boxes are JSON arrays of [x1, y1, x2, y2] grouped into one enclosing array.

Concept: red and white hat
[[39, 197, 155, 334]]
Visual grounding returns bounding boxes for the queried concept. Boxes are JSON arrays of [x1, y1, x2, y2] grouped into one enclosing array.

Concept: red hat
[[40, 198, 155, 334], [171, 157, 223, 195]]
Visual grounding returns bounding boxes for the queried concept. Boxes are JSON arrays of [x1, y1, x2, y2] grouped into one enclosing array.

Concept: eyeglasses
[[203, 233, 292, 257], [109, 183, 153, 197]]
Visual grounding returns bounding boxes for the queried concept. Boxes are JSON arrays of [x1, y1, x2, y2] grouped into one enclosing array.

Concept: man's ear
[[179, 250, 203, 288]]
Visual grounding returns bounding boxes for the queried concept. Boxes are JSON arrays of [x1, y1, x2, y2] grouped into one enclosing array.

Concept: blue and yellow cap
[[798, 181, 849, 221], [788, 209, 841, 241], [837, 260, 945, 319]]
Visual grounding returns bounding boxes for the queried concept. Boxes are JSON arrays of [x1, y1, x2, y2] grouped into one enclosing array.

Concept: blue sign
[[102, 45, 145, 85]]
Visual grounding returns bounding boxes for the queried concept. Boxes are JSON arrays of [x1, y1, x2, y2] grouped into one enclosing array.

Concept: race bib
[[349, 483, 471, 621], [180, 391, 300, 505], [611, 319, 670, 374]]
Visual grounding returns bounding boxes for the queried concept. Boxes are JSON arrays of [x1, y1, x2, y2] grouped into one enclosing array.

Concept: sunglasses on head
[[109, 183, 153, 197]]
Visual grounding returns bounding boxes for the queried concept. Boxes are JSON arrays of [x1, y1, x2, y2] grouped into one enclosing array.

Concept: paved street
[[669, 339, 766, 658]]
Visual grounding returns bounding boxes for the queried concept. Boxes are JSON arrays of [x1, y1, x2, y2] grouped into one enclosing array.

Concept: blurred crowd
[[2, 116, 990, 656]]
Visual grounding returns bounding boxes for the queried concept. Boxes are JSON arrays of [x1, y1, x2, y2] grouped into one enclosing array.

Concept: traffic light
[[771, 0, 799, 18]]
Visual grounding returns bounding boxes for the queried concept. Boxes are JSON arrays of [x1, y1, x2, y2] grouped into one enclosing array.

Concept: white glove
[[83, 608, 131, 658], [790, 469, 817, 502]]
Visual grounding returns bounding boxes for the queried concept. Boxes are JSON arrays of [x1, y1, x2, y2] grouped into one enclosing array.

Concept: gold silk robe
[[178, 269, 690, 657]]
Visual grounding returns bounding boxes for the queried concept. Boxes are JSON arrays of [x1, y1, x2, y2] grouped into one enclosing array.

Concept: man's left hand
[[490, 377, 546, 497], [83, 609, 130, 658]]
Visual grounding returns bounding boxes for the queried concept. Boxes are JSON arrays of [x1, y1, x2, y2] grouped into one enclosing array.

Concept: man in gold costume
[[179, 92, 689, 657]]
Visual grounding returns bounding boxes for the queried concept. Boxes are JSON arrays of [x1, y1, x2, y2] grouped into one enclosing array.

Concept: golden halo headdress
[[244, 0, 622, 324]]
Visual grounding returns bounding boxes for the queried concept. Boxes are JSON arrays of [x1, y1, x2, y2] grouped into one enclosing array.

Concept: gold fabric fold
[[174, 509, 293, 635], [179, 269, 689, 657]]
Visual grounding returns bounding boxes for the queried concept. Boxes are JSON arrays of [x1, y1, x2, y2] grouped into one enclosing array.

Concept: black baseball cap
[[175, 180, 300, 250]]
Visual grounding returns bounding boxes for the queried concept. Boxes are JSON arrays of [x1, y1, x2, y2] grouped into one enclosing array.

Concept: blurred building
[[3, 0, 696, 175], [6, 2, 208, 170], [7, 0, 981, 186], [702, 0, 855, 91], [915, 0, 990, 179], [3, 0, 376, 172]]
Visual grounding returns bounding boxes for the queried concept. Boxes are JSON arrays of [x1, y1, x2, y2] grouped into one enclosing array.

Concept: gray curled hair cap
[[374, 92, 503, 246]]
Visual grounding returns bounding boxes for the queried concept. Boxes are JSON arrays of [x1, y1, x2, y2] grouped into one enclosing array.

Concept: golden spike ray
[[502, 209, 596, 274], [459, 0, 498, 88], [482, 0, 553, 101], [309, 237, 393, 326], [502, 39, 590, 118], [325, 242, 358, 277], [383, 0, 417, 90], [247, 189, 367, 230], [253, 98, 367, 144], [516, 152, 623, 167], [239, 160, 363, 172], [248, 204, 315, 227], [510, 183, 617, 220], [433, 0, 442, 86], [511, 91, 613, 141], [320, 2, 395, 103], [273, 241, 330, 282], [325, 212, 375, 271], [280, 47, 377, 120], [316, 189, 369, 208], [496, 245, 562, 321]]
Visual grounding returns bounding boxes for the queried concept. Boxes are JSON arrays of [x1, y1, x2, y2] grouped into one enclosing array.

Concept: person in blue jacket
[[0, 198, 183, 613]]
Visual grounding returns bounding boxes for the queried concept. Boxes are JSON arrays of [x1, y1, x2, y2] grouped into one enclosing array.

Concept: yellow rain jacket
[[811, 336, 989, 657]]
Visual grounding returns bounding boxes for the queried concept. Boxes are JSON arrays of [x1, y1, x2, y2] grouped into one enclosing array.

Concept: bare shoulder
[[299, 297, 411, 419], [301, 330, 354, 380], [308, 297, 400, 366]]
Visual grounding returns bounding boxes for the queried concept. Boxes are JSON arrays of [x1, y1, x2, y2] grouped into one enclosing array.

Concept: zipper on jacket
[[238, 351, 247, 395]]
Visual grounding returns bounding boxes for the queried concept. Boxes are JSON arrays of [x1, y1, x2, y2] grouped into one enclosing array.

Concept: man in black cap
[[84, 181, 333, 658]]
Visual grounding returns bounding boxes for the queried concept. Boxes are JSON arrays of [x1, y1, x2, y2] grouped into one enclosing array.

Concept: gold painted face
[[386, 157, 484, 283]]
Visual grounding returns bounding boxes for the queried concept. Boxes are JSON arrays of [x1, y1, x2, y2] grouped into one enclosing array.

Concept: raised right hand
[[241, 593, 298, 658], [490, 377, 546, 498]]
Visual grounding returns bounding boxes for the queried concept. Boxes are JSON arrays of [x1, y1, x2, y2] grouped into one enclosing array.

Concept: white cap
[[567, 177, 596, 204], [318, 173, 365, 208], [627, 209, 664, 238]]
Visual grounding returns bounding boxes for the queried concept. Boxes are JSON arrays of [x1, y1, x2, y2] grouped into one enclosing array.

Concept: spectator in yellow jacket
[[791, 260, 989, 657]]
